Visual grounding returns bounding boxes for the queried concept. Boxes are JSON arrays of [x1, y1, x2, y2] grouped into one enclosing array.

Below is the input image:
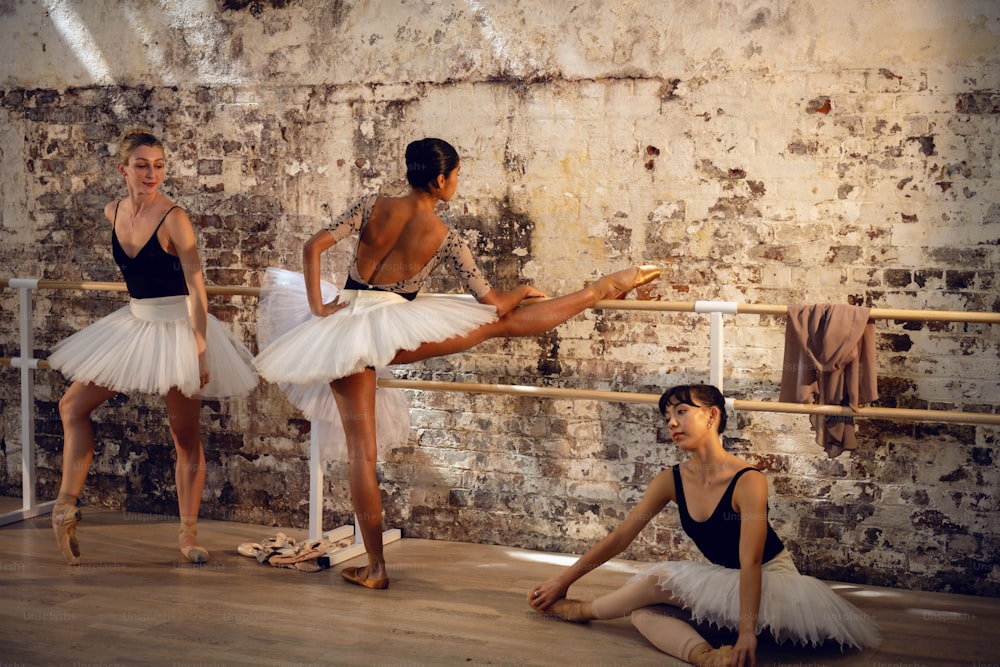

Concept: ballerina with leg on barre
[[254, 137, 659, 590]]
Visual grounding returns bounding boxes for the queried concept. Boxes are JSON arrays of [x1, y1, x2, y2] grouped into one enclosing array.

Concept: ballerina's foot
[[589, 265, 660, 301], [544, 598, 591, 623], [179, 520, 210, 564], [341, 565, 390, 590], [689, 643, 734, 667], [180, 542, 210, 564], [52, 503, 83, 565]]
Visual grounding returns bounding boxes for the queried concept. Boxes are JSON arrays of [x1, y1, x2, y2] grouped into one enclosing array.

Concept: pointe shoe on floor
[[341, 565, 389, 590], [237, 542, 263, 558], [545, 598, 590, 623], [689, 644, 734, 667], [52, 503, 82, 565], [590, 265, 660, 301]]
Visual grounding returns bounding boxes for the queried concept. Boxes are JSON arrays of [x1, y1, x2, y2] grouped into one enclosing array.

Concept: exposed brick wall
[[1, 1, 997, 595]]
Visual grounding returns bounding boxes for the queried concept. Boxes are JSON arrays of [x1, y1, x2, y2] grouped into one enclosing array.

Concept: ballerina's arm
[[529, 468, 675, 610], [731, 470, 771, 667], [164, 207, 209, 386]]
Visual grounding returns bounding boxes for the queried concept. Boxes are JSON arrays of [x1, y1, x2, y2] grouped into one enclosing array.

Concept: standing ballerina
[[47, 128, 257, 565], [253, 137, 659, 590], [527, 384, 880, 666]]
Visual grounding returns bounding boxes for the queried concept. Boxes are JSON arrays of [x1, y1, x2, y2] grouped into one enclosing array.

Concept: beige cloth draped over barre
[[780, 304, 878, 458]]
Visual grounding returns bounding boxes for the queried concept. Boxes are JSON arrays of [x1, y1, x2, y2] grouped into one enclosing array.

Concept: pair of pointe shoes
[[341, 565, 389, 589], [52, 504, 209, 565], [590, 265, 660, 301]]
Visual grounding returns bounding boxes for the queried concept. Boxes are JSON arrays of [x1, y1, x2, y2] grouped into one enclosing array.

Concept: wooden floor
[[1, 508, 998, 666]]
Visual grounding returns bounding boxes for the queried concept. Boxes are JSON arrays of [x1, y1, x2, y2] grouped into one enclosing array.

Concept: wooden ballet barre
[[588, 300, 1000, 324], [4, 278, 998, 323], [377, 378, 1000, 426], [378, 378, 662, 405], [2, 359, 997, 425], [731, 399, 1000, 426], [0, 278, 262, 297]]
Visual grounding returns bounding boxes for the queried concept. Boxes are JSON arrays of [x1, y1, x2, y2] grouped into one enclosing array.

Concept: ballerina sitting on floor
[[527, 384, 880, 667]]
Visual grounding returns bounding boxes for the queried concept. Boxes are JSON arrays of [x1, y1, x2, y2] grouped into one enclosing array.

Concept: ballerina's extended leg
[[391, 265, 660, 364]]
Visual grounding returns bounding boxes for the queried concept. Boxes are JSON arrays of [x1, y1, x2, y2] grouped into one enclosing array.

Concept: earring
[[707, 421, 713, 428]]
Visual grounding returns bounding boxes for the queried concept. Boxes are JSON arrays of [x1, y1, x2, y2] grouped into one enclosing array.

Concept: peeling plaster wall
[[1, 0, 998, 595]]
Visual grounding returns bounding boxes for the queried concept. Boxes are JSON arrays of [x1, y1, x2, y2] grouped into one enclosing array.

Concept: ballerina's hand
[[730, 633, 756, 667], [317, 295, 350, 317], [198, 355, 209, 388], [519, 285, 547, 302], [527, 578, 567, 611]]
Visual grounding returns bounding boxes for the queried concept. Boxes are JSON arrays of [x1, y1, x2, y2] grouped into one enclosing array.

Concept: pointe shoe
[[181, 543, 210, 564], [688, 644, 734, 667], [341, 565, 389, 590], [590, 265, 660, 301], [51, 503, 82, 565], [237, 542, 263, 558], [546, 598, 591, 623], [179, 519, 210, 564]]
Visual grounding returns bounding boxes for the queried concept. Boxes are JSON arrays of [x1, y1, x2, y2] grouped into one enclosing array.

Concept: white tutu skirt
[[634, 550, 881, 650], [254, 268, 498, 385], [47, 295, 257, 400], [254, 268, 496, 460]]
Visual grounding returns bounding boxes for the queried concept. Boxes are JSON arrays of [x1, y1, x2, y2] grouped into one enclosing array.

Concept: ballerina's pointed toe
[[178, 519, 210, 564], [181, 545, 210, 564], [51, 504, 83, 566], [591, 265, 661, 301], [627, 265, 661, 294]]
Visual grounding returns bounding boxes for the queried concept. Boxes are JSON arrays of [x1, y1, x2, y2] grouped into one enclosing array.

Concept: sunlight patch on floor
[[505, 549, 644, 574]]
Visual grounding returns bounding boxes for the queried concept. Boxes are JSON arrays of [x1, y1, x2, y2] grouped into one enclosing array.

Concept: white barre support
[[694, 300, 739, 315], [709, 311, 724, 393], [20, 286, 34, 514], [693, 301, 736, 394], [8, 357, 43, 369], [308, 427, 323, 539], [0, 284, 48, 527]]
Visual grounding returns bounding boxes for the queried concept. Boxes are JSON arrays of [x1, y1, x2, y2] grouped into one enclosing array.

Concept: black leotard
[[111, 202, 188, 299], [673, 464, 785, 569]]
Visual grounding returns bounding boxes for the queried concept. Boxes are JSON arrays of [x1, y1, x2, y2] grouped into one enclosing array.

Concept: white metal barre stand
[[695, 300, 737, 393], [308, 426, 400, 565], [0, 280, 55, 526]]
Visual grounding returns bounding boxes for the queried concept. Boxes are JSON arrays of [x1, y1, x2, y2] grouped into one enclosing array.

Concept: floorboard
[[1, 509, 997, 666]]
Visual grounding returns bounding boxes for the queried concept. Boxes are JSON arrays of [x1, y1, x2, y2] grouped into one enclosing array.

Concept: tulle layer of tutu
[[254, 268, 476, 460], [253, 268, 498, 386], [634, 550, 881, 650], [47, 295, 257, 399], [307, 385, 411, 461]]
